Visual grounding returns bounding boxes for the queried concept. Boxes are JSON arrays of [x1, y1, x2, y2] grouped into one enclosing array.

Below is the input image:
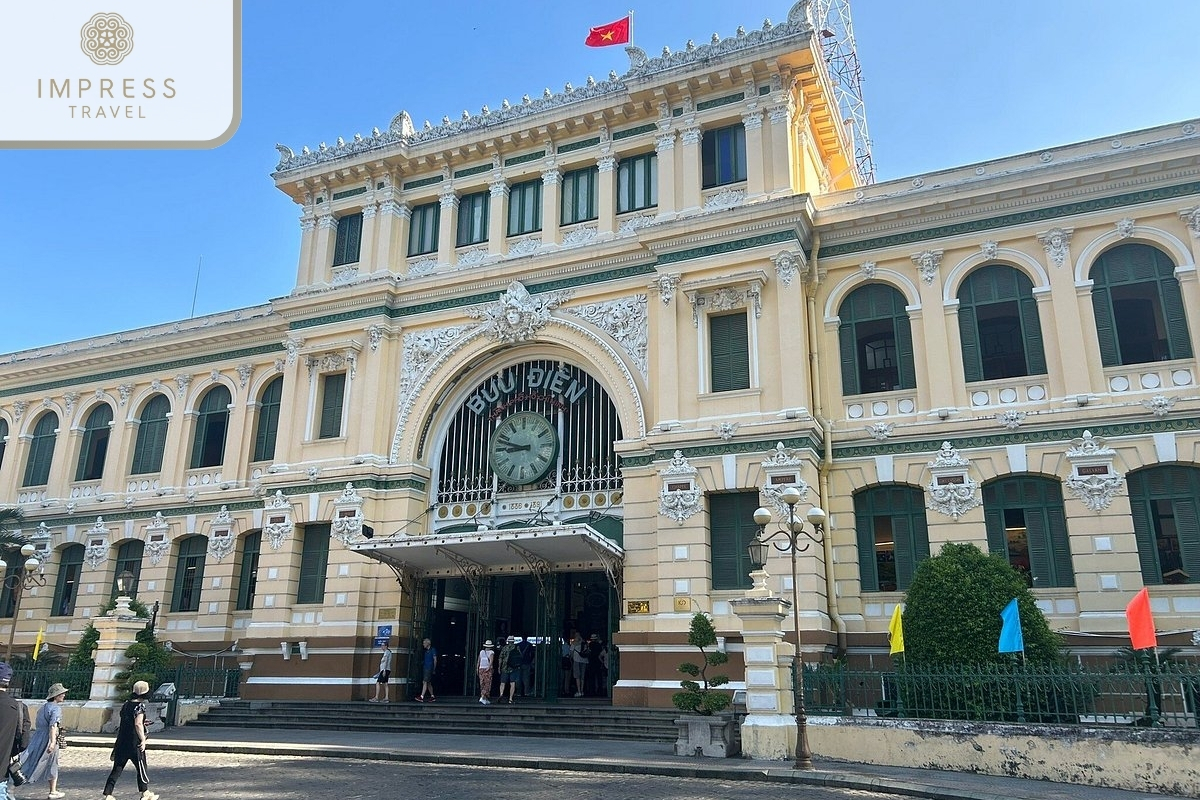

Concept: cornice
[[618, 432, 825, 469], [831, 415, 1200, 460]]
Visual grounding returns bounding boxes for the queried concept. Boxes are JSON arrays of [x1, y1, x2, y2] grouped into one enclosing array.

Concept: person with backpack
[[0, 663, 27, 800], [515, 636, 535, 697], [497, 636, 519, 704]]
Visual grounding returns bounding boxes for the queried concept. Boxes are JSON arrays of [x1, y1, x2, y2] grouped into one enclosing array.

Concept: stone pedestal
[[85, 600, 149, 733], [730, 577, 797, 760]]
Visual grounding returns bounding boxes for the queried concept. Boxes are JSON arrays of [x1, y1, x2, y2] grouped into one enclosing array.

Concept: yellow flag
[[888, 605, 905, 655], [32, 625, 45, 661]]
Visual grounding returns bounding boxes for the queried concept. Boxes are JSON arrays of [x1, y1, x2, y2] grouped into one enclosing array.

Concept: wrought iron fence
[[152, 665, 242, 699], [800, 663, 1200, 728], [10, 664, 95, 702]]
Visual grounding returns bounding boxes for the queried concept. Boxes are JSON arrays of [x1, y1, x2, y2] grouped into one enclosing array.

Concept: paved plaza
[[24, 749, 908, 800]]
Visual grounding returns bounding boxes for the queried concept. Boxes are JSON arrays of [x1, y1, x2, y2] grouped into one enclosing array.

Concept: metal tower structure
[[812, 0, 875, 184]]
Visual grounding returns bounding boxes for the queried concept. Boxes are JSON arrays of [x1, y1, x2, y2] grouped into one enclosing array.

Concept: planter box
[[674, 715, 741, 757]]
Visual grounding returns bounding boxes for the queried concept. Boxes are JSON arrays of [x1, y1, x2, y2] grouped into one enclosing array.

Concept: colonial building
[[2, 0, 1199, 706]]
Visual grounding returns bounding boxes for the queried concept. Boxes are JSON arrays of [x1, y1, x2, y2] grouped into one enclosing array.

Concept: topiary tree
[[671, 613, 732, 716], [904, 542, 1060, 665], [70, 598, 170, 698]]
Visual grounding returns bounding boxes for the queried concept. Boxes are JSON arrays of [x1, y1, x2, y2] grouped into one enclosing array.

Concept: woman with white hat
[[19, 682, 68, 798], [102, 680, 159, 800], [476, 639, 496, 705]]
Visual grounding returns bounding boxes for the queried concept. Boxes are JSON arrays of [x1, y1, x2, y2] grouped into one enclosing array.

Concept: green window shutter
[[1090, 285, 1121, 367], [895, 314, 917, 390], [23, 413, 58, 487], [332, 213, 363, 266], [1024, 508, 1052, 587], [318, 373, 346, 439], [710, 493, 756, 591], [838, 320, 859, 396], [983, 498, 1007, 559], [891, 514, 917, 591], [252, 377, 283, 462], [1046, 504, 1075, 588], [172, 536, 207, 612], [957, 305, 983, 383], [51, 544, 85, 617], [710, 312, 750, 392], [901, 503, 931, 591], [75, 404, 113, 481], [1175, 498, 1200, 586], [1018, 294, 1048, 375], [297, 524, 331, 604], [853, 494, 878, 591], [1159, 277, 1193, 359], [237, 531, 262, 610], [1126, 484, 1161, 584]]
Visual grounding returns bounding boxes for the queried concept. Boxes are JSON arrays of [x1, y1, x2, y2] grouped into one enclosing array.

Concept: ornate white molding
[[283, 337, 305, 366], [408, 257, 438, 277], [860, 261, 877, 279], [467, 280, 572, 344], [652, 273, 681, 305], [208, 506, 236, 562], [84, 516, 110, 568], [565, 294, 648, 379], [1115, 217, 1136, 239], [1037, 227, 1073, 268], [1179, 207, 1200, 238], [508, 237, 542, 257], [618, 214, 656, 235], [713, 422, 739, 441], [926, 442, 981, 520], [995, 410, 1026, 430], [865, 422, 893, 441], [911, 250, 943, 286], [236, 363, 254, 389], [145, 512, 171, 566], [174, 374, 192, 400], [331, 483, 367, 546], [306, 350, 358, 381], [1064, 430, 1124, 512], [703, 188, 746, 211], [685, 276, 765, 327], [1143, 394, 1176, 417], [367, 325, 383, 352], [263, 490, 294, 550], [980, 240, 999, 260], [771, 250, 805, 288], [659, 451, 701, 525], [456, 247, 489, 268], [759, 442, 811, 518], [561, 225, 598, 248], [63, 392, 79, 419]]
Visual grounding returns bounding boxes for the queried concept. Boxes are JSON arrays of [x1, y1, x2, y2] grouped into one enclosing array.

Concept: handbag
[[56, 727, 67, 750], [7, 755, 27, 786]]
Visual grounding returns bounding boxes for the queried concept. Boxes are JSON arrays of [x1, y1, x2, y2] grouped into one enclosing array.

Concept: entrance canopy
[[349, 524, 624, 579]]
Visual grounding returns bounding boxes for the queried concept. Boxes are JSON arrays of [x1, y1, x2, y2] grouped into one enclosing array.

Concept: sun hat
[[483, 640, 494, 648], [45, 683, 68, 700], [132, 680, 151, 698]]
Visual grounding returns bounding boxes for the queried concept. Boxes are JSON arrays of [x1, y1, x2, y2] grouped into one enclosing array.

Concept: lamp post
[[748, 486, 826, 771], [1, 544, 48, 663], [115, 569, 136, 615]]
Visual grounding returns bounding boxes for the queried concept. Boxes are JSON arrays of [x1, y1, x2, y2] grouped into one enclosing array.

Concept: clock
[[488, 411, 559, 486]]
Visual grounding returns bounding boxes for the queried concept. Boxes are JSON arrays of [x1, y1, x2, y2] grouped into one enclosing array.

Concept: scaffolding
[[813, 0, 875, 184]]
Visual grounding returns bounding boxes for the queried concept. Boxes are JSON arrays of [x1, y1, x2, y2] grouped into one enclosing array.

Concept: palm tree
[[0, 507, 28, 551]]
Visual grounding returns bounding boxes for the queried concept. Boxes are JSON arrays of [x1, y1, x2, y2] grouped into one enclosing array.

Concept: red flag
[[1125, 587, 1157, 650], [585, 16, 630, 47]]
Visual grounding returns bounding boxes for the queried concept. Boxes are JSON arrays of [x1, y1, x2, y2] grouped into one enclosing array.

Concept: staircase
[[190, 699, 680, 743]]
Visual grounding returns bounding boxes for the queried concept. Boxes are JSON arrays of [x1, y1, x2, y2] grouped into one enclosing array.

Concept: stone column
[[541, 163, 562, 246], [679, 122, 703, 213], [312, 211, 337, 284], [356, 202, 378, 273], [597, 155, 618, 235], [731, 583, 796, 761], [296, 212, 317, 287], [766, 98, 795, 198], [437, 187, 458, 269], [488, 178, 509, 256], [742, 108, 766, 199], [654, 130, 677, 219], [84, 601, 147, 732], [376, 199, 409, 275]]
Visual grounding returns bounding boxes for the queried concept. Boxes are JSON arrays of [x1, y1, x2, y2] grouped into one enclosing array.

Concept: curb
[[66, 736, 1010, 800]]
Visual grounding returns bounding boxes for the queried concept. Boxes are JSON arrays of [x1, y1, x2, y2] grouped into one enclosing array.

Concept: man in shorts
[[371, 643, 392, 702], [416, 638, 438, 702]]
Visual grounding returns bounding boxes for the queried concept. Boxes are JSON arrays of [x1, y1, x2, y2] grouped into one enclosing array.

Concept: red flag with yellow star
[[585, 16, 631, 47]]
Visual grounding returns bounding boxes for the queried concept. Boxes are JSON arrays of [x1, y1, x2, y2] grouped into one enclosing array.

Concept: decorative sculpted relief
[[565, 294, 648, 379], [759, 442, 811, 519], [652, 273, 680, 305], [772, 251, 804, 288], [84, 517, 110, 568], [925, 442, 981, 520], [331, 483, 367, 546], [659, 451, 701, 525], [468, 281, 572, 345], [911, 250, 943, 286], [1064, 431, 1124, 512], [1037, 227, 1072, 268]]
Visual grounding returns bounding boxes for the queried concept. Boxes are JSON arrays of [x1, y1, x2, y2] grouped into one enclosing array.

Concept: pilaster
[[296, 212, 317, 287], [655, 130, 678, 218], [766, 95, 795, 198], [541, 164, 562, 246], [437, 187, 458, 268], [597, 155, 618, 235], [679, 121, 702, 213], [488, 177, 509, 256], [357, 202, 379, 273], [376, 199, 409, 274], [742, 108, 767, 199], [312, 211, 337, 284]]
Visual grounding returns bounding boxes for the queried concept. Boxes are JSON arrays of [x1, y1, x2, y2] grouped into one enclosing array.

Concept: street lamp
[[749, 485, 826, 771], [1, 544, 48, 663], [116, 569, 135, 596]]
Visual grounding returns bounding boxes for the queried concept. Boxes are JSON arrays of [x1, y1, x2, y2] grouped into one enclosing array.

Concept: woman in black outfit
[[102, 680, 159, 800]]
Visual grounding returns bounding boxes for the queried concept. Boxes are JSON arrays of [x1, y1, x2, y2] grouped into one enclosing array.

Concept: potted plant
[[671, 612, 740, 757]]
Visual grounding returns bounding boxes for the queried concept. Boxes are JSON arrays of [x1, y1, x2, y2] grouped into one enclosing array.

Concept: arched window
[[983, 475, 1073, 588], [251, 376, 283, 463], [1090, 243, 1192, 366], [0, 418, 8, 471], [190, 386, 231, 469], [236, 531, 262, 611], [957, 265, 1047, 382], [837, 284, 916, 396], [171, 535, 207, 612], [130, 394, 171, 475], [75, 404, 113, 481], [52, 543, 85, 617], [1127, 465, 1200, 586], [111, 539, 144, 599], [22, 412, 59, 487], [854, 485, 930, 592]]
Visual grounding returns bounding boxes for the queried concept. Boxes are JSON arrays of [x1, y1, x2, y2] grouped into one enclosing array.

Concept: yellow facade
[[1, 2, 1199, 704]]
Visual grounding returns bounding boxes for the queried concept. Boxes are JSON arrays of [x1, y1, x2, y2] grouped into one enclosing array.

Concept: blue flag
[[998, 598, 1025, 654]]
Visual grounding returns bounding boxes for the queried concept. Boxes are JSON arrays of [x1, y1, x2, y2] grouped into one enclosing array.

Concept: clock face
[[488, 412, 559, 486]]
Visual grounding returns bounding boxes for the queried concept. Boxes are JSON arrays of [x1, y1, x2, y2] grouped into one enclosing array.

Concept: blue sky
[[2, 0, 1197, 355]]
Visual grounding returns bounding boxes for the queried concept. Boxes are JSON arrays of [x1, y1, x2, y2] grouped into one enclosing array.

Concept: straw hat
[[483, 640, 494, 648], [45, 683, 68, 700]]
